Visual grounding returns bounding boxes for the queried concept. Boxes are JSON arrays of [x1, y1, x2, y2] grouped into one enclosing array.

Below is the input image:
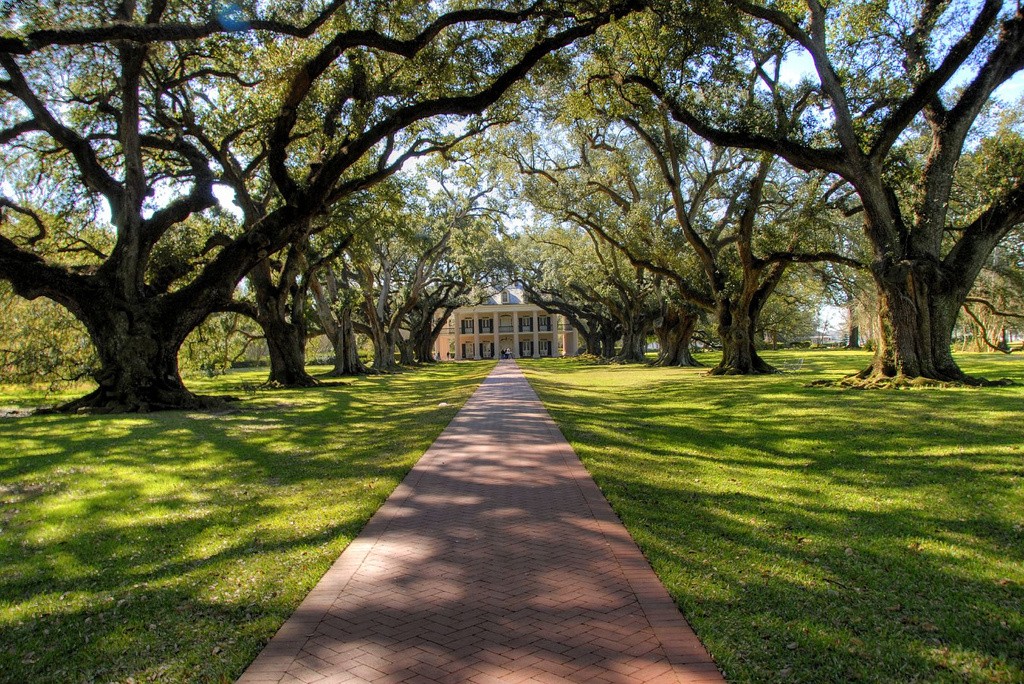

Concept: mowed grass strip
[[520, 351, 1024, 684], [0, 362, 495, 683]]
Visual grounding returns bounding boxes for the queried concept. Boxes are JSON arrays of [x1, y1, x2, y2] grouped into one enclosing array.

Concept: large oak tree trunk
[[414, 335, 437, 363], [578, 316, 619, 357], [847, 325, 860, 349], [579, 326, 602, 356], [329, 306, 366, 375], [599, 323, 621, 359], [366, 322, 399, 372], [262, 313, 317, 387], [858, 262, 969, 383], [248, 250, 318, 387], [397, 334, 416, 366], [309, 272, 365, 376], [615, 314, 649, 363], [62, 299, 210, 413], [253, 291, 317, 387], [846, 305, 861, 349], [653, 308, 700, 367], [617, 332, 647, 362], [711, 299, 776, 375], [411, 310, 453, 363]]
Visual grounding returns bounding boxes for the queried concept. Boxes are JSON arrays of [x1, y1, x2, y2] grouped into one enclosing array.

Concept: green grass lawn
[[0, 362, 494, 683], [520, 351, 1024, 684]]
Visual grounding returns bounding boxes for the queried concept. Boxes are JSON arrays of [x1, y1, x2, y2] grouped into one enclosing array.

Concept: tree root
[[708, 364, 780, 376], [259, 378, 320, 390], [50, 387, 234, 414], [609, 355, 647, 364], [811, 372, 1016, 390], [651, 355, 703, 368], [318, 368, 367, 378]]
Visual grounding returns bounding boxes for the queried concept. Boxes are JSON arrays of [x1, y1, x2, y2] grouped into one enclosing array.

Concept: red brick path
[[238, 361, 723, 683]]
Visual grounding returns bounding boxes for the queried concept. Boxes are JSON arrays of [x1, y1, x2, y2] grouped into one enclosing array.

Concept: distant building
[[434, 287, 579, 360]]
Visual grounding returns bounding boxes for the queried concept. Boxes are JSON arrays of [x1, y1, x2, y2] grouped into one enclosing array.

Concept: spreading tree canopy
[[0, 0, 643, 411], [604, 0, 1024, 383]]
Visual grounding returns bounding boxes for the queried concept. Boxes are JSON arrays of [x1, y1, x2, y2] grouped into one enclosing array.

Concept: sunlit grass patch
[[520, 351, 1024, 683], [0, 361, 494, 683]]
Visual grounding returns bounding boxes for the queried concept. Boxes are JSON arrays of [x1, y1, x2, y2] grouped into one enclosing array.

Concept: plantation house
[[435, 288, 579, 360]]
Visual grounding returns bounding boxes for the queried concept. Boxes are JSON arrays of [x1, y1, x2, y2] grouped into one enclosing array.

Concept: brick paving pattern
[[238, 361, 723, 683]]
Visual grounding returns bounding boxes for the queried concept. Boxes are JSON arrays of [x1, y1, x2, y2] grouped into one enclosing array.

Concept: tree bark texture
[[653, 307, 700, 367], [261, 309, 317, 387], [710, 298, 776, 375], [410, 308, 456, 363], [579, 327, 603, 356], [858, 260, 971, 383], [366, 318, 399, 372], [846, 321, 860, 349], [248, 252, 318, 387], [598, 322, 622, 359], [60, 290, 213, 413], [615, 310, 650, 363], [397, 334, 416, 366], [329, 305, 366, 375], [310, 269, 366, 376]]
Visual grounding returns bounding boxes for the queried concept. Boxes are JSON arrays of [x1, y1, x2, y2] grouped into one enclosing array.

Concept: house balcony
[[498, 325, 514, 333]]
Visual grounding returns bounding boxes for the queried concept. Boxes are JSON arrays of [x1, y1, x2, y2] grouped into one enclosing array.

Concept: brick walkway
[[238, 361, 723, 684]]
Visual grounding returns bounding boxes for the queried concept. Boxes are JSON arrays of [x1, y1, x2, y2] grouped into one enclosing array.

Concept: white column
[[459, 313, 467, 359], [558, 315, 567, 356], [475, 313, 481, 357], [514, 311, 520, 357], [492, 313, 499, 358]]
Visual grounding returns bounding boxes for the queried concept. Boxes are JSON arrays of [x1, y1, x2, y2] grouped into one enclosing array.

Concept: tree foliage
[[599, 0, 1024, 383], [0, 0, 643, 410], [3, 0, 1023, 400]]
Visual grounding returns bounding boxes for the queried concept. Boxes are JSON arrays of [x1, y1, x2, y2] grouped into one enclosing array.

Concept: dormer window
[[500, 291, 510, 304]]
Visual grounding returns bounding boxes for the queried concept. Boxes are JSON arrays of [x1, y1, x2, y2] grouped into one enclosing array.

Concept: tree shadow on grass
[[0, 363, 492, 683], [524, 365, 1024, 683]]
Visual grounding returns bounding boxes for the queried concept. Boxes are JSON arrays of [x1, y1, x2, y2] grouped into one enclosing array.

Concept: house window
[[479, 318, 493, 333], [520, 340, 534, 357], [500, 291, 510, 304], [461, 343, 475, 359], [480, 341, 494, 359], [519, 316, 533, 332], [461, 319, 474, 334], [499, 316, 514, 333], [538, 315, 551, 332], [539, 340, 552, 357]]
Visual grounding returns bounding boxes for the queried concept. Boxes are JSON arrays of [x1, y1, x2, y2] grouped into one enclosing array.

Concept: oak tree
[[0, 0, 643, 410]]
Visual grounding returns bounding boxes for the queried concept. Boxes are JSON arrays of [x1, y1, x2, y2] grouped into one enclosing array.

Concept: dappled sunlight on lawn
[[0, 362, 494, 683], [520, 352, 1024, 683]]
